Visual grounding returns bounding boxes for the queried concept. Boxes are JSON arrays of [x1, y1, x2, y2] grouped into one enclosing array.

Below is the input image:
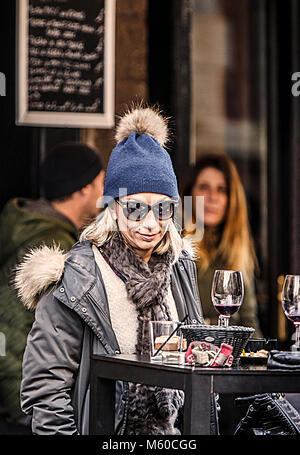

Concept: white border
[[16, 0, 115, 128]]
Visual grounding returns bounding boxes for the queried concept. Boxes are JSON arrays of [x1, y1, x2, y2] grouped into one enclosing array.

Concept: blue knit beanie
[[103, 106, 179, 205]]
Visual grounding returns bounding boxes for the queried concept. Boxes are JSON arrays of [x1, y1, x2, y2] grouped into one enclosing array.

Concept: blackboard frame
[[16, 0, 115, 128]]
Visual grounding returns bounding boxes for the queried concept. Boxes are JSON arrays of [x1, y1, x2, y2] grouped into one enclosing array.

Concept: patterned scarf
[[99, 231, 184, 435], [100, 231, 174, 355]]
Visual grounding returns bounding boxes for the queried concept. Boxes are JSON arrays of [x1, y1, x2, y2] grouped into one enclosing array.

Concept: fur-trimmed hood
[[14, 244, 68, 311], [14, 235, 195, 312]]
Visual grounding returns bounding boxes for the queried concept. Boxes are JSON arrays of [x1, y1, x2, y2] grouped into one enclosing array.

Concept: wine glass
[[281, 275, 300, 351], [211, 270, 244, 327]]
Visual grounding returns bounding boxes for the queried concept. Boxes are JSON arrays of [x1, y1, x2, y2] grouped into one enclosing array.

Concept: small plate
[[240, 355, 268, 364]]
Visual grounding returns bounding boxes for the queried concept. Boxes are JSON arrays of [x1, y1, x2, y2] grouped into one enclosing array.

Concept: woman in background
[[180, 153, 262, 337]]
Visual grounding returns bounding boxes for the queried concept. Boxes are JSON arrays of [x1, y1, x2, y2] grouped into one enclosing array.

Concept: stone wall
[[81, 0, 148, 167]]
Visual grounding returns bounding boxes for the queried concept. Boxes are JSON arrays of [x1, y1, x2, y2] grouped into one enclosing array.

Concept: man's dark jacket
[[0, 198, 78, 420]]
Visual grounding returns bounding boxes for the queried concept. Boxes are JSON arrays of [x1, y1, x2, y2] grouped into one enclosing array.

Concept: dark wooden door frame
[[266, 0, 300, 341]]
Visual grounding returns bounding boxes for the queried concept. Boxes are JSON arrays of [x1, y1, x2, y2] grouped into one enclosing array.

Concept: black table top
[[91, 353, 300, 376]]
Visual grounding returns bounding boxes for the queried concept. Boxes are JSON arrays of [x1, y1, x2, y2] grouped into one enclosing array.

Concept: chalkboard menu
[[17, 0, 115, 127]]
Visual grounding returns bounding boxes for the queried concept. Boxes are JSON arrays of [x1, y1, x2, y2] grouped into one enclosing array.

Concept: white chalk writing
[[28, 2, 105, 113]]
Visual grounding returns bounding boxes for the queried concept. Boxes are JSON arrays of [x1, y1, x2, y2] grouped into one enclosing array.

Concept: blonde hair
[[181, 154, 257, 284], [80, 207, 190, 264]]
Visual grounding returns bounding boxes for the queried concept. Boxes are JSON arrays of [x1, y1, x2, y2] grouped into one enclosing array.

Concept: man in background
[[0, 141, 104, 433]]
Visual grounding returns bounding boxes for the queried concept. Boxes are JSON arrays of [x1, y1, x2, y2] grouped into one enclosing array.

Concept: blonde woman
[[14, 106, 204, 435], [181, 153, 262, 337]]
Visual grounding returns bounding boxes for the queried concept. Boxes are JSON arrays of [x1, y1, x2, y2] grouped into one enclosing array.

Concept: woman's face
[[115, 193, 172, 262], [192, 167, 228, 227]]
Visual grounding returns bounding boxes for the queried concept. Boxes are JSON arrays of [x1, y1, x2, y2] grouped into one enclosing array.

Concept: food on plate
[[241, 349, 268, 358]]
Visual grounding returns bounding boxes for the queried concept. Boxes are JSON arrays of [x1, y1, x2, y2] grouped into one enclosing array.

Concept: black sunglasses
[[116, 198, 179, 221]]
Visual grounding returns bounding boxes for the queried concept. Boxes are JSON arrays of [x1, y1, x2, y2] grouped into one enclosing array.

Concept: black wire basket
[[180, 325, 255, 367]]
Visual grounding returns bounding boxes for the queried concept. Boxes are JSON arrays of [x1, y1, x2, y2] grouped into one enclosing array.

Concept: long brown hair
[[180, 154, 258, 283]]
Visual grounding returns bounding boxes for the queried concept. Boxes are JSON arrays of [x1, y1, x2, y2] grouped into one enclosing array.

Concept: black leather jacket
[[20, 240, 204, 434]]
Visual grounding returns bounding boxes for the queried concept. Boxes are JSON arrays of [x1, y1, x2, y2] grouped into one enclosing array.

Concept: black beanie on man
[[40, 142, 103, 201]]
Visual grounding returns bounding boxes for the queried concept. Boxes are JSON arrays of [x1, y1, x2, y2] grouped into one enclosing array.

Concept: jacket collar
[[14, 238, 194, 311], [53, 240, 98, 305]]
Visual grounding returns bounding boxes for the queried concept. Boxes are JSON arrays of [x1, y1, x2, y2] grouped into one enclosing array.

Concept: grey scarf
[[100, 231, 184, 435]]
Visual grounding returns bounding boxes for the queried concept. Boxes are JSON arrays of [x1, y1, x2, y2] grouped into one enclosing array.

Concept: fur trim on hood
[[14, 236, 195, 311], [181, 236, 195, 259], [14, 244, 68, 311]]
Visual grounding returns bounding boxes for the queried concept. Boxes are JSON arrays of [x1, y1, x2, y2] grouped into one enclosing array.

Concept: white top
[[92, 245, 179, 354]]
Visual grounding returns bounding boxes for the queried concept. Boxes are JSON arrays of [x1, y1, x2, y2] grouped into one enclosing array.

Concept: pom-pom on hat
[[103, 105, 179, 204], [41, 141, 103, 201]]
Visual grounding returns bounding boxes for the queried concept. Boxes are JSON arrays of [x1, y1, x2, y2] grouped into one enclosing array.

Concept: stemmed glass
[[211, 270, 244, 327], [281, 275, 300, 351]]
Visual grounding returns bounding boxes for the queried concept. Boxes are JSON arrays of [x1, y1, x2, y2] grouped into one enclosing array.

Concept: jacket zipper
[[85, 292, 110, 323], [85, 290, 127, 432], [274, 395, 300, 433]]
